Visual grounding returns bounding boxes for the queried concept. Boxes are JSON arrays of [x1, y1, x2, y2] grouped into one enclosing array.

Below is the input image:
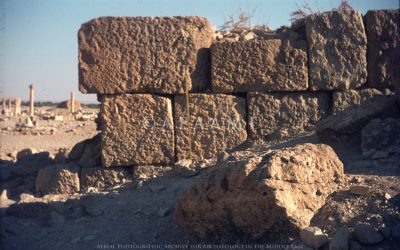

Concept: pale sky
[[0, 0, 398, 103]]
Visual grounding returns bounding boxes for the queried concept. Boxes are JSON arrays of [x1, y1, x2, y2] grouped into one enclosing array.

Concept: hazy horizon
[[0, 0, 398, 103]]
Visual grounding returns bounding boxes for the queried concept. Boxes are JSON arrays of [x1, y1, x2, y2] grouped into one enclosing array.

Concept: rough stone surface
[[35, 164, 80, 195], [332, 88, 389, 114], [173, 159, 200, 178], [353, 223, 383, 244], [361, 118, 400, 152], [211, 33, 308, 92], [176, 143, 344, 239], [365, 10, 400, 89], [300, 227, 329, 249], [101, 94, 174, 166], [248, 92, 330, 139], [68, 134, 101, 168], [78, 16, 214, 94], [317, 96, 400, 141], [80, 167, 131, 190], [174, 94, 247, 161], [306, 10, 367, 90], [350, 185, 370, 196], [329, 227, 349, 250]]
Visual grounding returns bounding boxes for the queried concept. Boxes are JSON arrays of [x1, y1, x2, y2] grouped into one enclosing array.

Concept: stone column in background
[[29, 84, 35, 117], [2, 99, 5, 112], [15, 98, 21, 115], [7, 99, 12, 112], [70, 92, 75, 113]]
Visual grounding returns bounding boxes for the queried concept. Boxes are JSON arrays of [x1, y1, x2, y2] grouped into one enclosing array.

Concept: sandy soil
[[0, 107, 98, 154]]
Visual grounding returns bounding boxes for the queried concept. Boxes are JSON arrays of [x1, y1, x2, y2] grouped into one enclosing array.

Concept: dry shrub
[[219, 8, 268, 32]]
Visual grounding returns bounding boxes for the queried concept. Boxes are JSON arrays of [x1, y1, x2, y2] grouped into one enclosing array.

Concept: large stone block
[[332, 88, 390, 114], [365, 10, 400, 89], [317, 96, 400, 141], [100, 94, 174, 166], [306, 10, 367, 90], [248, 92, 330, 139], [174, 94, 247, 161], [176, 143, 344, 239], [211, 32, 308, 92], [78, 16, 214, 94]]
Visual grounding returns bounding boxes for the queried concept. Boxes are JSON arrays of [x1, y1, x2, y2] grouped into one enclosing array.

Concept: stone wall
[[78, 9, 400, 167]]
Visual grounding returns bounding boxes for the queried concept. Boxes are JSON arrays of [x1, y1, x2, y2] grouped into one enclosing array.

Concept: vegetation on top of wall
[[219, 8, 269, 32], [290, 0, 354, 24]]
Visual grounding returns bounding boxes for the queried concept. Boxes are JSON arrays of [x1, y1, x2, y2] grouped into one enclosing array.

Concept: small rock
[[49, 211, 66, 225], [157, 207, 171, 217], [378, 224, 391, 239], [242, 31, 256, 41], [384, 193, 391, 200], [353, 223, 383, 244], [300, 227, 329, 249], [173, 159, 199, 178], [329, 226, 349, 250], [350, 185, 370, 196], [363, 149, 376, 159], [369, 214, 383, 224], [19, 193, 35, 202], [1, 189, 8, 201], [217, 151, 229, 163], [371, 151, 389, 160], [148, 184, 166, 192], [392, 223, 400, 240], [25, 117, 34, 128]]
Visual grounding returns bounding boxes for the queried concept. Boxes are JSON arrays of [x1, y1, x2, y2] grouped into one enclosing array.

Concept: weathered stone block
[[365, 9, 400, 89], [174, 94, 247, 161], [211, 34, 308, 92], [35, 164, 80, 195], [248, 92, 330, 139], [306, 10, 367, 90], [317, 96, 400, 141], [79, 16, 214, 94], [176, 143, 344, 239], [80, 167, 131, 190], [101, 94, 174, 166], [332, 88, 390, 114]]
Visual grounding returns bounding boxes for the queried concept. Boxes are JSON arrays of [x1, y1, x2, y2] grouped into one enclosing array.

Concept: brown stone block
[[174, 94, 247, 161], [306, 10, 367, 90], [211, 34, 308, 92], [365, 9, 400, 89], [332, 88, 391, 114], [79, 16, 214, 94], [100, 94, 174, 166], [248, 92, 330, 139]]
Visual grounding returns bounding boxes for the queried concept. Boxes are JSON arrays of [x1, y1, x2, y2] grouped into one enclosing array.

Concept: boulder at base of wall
[[317, 96, 400, 141], [68, 134, 101, 168], [35, 163, 80, 195], [176, 143, 344, 240]]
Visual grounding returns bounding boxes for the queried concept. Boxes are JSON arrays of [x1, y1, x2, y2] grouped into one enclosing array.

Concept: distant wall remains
[[78, 9, 400, 167]]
